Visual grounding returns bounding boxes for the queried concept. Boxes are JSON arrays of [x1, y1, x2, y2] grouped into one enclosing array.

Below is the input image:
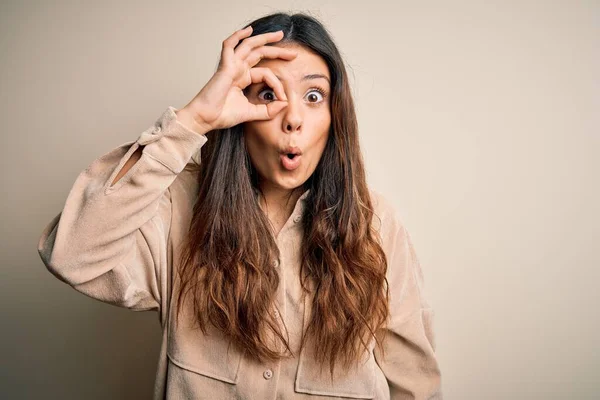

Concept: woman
[[38, 11, 442, 400]]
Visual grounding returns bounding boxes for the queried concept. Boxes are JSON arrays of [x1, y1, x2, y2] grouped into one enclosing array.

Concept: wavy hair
[[176, 11, 390, 377]]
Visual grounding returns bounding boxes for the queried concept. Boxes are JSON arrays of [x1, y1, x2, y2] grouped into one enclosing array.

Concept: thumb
[[250, 101, 288, 121]]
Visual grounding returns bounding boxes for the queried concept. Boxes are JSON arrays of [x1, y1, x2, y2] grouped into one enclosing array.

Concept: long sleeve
[[373, 204, 443, 399], [37, 106, 207, 313]]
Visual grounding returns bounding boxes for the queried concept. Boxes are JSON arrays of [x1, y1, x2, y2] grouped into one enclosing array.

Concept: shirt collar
[[299, 188, 310, 201], [294, 188, 311, 218]]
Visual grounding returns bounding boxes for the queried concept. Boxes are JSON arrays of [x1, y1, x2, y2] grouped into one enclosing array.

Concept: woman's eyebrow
[[274, 74, 331, 85]]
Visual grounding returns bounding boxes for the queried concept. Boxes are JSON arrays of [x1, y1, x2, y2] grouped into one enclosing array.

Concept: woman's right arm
[[37, 25, 297, 312], [37, 106, 209, 312], [109, 108, 204, 187]]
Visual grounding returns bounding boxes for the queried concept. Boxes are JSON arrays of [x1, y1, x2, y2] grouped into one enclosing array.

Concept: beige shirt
[[37, 106, 443, 400]]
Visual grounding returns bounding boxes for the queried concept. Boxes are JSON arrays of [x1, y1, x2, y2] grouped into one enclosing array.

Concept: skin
[[242, 43, 332, 235]]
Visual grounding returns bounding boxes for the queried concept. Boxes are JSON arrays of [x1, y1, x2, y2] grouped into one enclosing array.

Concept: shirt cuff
[[136, 106, 208, 173]]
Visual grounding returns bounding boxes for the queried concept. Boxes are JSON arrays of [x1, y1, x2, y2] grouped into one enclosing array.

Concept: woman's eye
[[257, 88, 277, 102], [305, 89, 325, 103]]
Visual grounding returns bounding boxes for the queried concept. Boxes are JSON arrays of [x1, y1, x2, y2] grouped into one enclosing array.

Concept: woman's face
[[243, 43, 331, 192]]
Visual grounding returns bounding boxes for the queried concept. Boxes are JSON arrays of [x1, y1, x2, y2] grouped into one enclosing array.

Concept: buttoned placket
[[258, 191, 308, 392], [271, 207, 303, 322]]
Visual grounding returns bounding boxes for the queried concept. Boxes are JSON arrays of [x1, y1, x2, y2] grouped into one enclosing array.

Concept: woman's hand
[[178, 26, 297, 134]]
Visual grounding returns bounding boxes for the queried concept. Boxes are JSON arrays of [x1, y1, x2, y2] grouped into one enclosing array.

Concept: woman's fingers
[[245, 46, 298, 68], [249, 67, 287, 101], [222, 25, 253, 51], [234, 30, 285, 60], [246, 67, 289, 121], [219, 26, 253, 67], [249, 100, 288, 122]]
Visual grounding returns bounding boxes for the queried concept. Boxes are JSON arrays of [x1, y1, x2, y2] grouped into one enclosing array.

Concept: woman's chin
[[272, 174, 306, 191]]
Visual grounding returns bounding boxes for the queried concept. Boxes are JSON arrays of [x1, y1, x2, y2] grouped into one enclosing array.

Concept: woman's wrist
[[175, 107, 211, 136]]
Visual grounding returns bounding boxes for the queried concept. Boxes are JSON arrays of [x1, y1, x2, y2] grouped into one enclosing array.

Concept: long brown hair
[[176, 11, 390, 377]]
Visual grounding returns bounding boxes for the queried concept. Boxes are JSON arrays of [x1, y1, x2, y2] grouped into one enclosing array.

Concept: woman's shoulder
[[368, 188, 407, 239]]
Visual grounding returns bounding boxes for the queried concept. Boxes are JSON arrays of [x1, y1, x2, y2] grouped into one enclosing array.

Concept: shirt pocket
[[166, 299, 243, 384], [294, 341, 377, 399]]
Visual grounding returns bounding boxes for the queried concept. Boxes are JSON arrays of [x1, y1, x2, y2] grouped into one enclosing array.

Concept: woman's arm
[[37, 106, 208, 313], [109, 108, 205, 187], [110, 145, 144, 186]]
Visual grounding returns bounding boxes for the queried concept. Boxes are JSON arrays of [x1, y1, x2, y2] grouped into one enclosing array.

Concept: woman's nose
[[282, 96, 302, 133]]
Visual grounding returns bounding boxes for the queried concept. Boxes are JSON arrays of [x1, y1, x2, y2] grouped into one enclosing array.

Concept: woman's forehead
[[256, 46, 330, 84]]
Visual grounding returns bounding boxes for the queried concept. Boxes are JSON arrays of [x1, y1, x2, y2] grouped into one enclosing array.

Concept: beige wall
[[1, 1, 598, 398]]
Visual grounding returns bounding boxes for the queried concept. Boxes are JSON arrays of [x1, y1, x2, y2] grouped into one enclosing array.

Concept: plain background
[[1, 1, 598, 399]]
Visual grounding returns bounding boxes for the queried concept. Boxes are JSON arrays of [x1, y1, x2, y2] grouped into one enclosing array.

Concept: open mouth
[[280, 153, 302, 171], [280, 146, 302, 170]]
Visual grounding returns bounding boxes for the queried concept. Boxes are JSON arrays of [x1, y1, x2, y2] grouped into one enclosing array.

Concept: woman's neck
[[257, 184, 304, 236]]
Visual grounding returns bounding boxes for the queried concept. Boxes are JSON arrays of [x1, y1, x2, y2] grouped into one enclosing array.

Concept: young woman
[[38, 12, 442, 400]]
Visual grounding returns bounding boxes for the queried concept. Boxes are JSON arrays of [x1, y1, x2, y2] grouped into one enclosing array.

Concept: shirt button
[[272, 259, 279, 268], [263, 369, 273, 379], [293, 214, 301, 223], [273, 309, 279, 317]]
